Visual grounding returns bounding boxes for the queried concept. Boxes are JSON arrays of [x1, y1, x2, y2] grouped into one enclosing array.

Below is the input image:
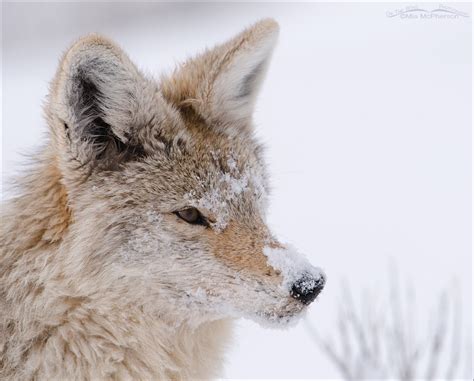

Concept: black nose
[[290, 274, 325, 305]]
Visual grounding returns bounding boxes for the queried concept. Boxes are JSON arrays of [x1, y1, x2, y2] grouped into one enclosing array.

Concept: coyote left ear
[[162, 19, 279, 132], [48, 34, 157, 167]]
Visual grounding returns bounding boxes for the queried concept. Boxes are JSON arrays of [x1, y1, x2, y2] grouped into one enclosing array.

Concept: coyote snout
[[258, 244, 326, 322]]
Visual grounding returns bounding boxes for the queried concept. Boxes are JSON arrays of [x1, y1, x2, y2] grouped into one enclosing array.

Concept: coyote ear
[[50, 35, 149, 166], [162, 19, 279, 132]]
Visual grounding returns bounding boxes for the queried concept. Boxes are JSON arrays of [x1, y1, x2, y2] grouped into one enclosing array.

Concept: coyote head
[[46, 19, 325, 326]]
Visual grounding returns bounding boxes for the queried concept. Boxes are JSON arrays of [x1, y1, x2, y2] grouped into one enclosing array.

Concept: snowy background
[[2, 2, 472, 378]]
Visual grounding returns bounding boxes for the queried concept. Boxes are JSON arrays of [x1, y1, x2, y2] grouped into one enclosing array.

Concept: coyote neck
[[1, 292, 232, 379]]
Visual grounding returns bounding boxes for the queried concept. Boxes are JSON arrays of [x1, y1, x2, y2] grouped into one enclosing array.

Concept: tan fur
[[1, 19, 325, 380], [210, 221, 278, 277]]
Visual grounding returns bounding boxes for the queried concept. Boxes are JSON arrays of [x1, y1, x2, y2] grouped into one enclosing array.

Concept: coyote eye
[[175, 208, 207, 226]]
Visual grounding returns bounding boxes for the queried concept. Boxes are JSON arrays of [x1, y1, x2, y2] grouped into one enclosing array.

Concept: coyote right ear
[[49, 35, 154, 167], [161, 19, 279, 134]]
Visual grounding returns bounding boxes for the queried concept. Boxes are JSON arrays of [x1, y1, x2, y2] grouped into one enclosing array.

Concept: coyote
[[1, 19, 325, 380]]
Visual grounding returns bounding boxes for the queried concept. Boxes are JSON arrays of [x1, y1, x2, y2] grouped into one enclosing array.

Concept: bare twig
[[307, 273, 469, 379]]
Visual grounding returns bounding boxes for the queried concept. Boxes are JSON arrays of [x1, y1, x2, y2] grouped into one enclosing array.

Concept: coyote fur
[[1, 19, 325, 380]]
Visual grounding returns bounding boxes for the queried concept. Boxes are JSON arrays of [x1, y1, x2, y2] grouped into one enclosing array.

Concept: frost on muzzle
[[263, 244, 326, 305]]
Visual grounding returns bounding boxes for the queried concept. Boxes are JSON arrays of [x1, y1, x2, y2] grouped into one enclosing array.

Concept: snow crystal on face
[[296, 277, 319, 293], [263, 244, 326, 292], [185, 152, 267, 232], [117, 209, 165, 263], [185, 287, 208, 304], [146, 210, 163, 223], [222, 172, 249, 197], [227, 157, 238, 171]]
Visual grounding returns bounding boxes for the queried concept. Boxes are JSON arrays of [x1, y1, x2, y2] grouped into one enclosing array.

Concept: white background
[[2, 2, 472, 378]]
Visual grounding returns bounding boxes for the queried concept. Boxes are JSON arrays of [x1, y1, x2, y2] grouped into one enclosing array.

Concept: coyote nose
[[290, 274, 325, 305]]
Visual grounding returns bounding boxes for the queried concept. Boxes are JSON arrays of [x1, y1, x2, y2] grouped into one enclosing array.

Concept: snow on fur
[[263, 244, 326, 292], [185, 152, 267, 232]]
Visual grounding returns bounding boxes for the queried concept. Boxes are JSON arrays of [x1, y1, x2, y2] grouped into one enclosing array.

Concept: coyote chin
[[0, 19, 326, 380]]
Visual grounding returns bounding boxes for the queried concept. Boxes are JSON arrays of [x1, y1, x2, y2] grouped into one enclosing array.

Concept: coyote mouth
[[254, 309, 305, 327], [249, 298, 308, 327]]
